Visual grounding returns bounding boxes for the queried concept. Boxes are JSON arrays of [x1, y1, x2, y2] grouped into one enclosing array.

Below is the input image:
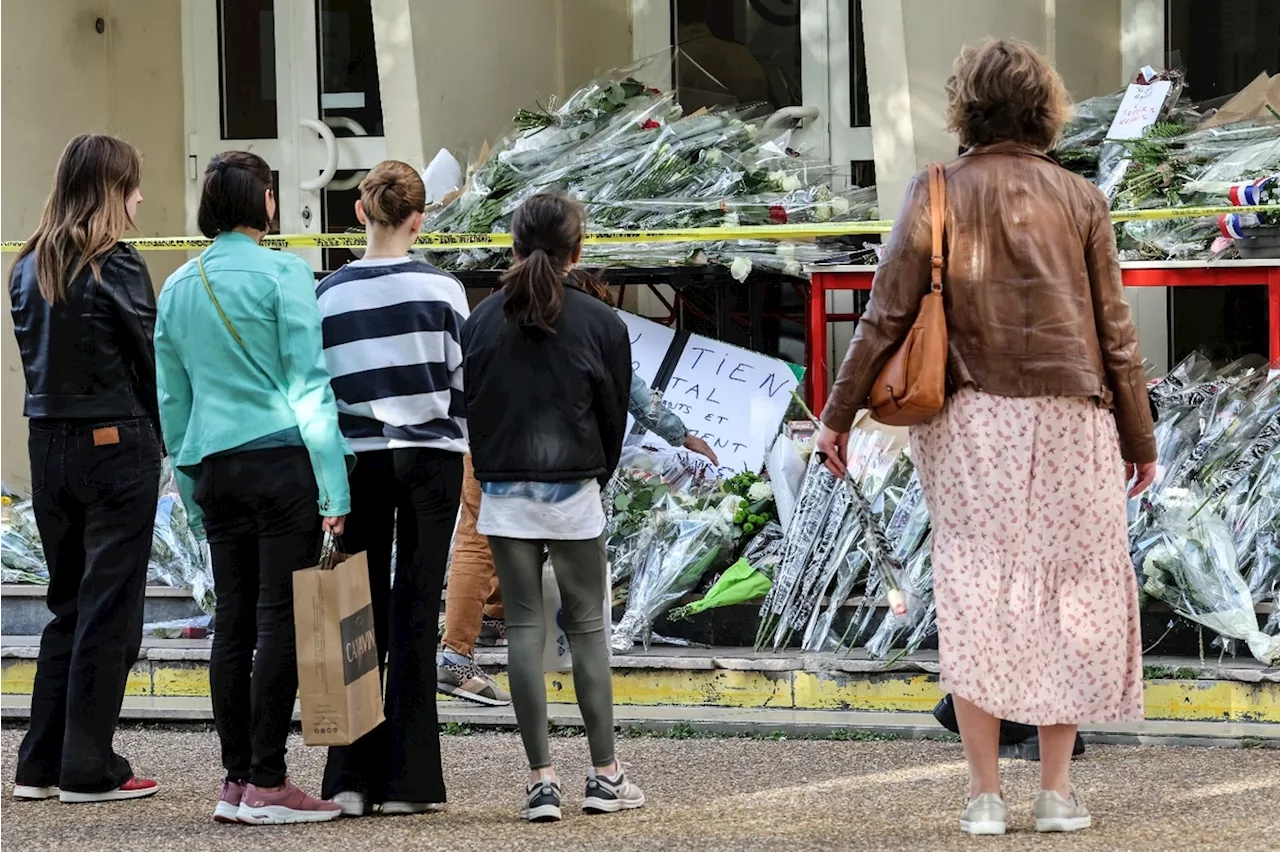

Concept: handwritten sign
[[1107, 81, 1172, 140], [1100, 81, 1173, 199], [615, 310, 674, 384], [615, 310, 676, 438], [652, 333, 800, 473]]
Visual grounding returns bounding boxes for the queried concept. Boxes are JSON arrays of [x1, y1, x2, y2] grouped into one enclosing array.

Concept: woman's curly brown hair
[[945, 39, 1072, 151]]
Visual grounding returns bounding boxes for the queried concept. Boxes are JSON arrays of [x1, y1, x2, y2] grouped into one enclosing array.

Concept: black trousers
[[16, 418, 160, 793], [322, 448, 463, 804], [195, 447, 322, 789]]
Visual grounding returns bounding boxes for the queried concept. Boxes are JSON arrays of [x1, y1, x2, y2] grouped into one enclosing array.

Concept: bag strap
[[927, 162, 947, 294], [197, 254, 246, 349], [196, 253, 285, 399]]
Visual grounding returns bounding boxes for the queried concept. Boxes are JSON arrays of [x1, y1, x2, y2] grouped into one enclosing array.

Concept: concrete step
[[1, 694, 1274, 748], [3, 636, 1277, 723], [1, 584, 204, 635]]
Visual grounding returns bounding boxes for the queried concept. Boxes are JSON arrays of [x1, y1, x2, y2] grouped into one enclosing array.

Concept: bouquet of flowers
[[667, 522, 784, 621], [1137, 487, 1280, 666], [604, 442, 722, 585], [1, 493, 48, 584], [610, 488, 743, 651]]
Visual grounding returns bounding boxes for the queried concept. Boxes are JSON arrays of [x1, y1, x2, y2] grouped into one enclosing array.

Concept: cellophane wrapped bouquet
[[1129, 354, 1280, 665]]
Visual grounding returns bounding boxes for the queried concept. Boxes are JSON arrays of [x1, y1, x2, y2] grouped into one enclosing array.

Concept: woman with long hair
[[815, 40, 1155, 836], [463, 193, 643, 823], [316, 160, 468, 816], [155, 151, 351, 825], [9, 133, 161, 804]]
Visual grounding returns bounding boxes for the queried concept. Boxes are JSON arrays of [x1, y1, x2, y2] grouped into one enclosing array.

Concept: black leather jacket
[[9, 243, 160, 429], [462, 285, 631, 485]]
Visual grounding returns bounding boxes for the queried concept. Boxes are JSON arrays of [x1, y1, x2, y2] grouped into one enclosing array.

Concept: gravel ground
[[2, 725, 1278, 851]]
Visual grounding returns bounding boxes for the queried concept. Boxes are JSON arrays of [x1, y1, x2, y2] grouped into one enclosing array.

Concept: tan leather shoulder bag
[[868, 163, 948, 426]]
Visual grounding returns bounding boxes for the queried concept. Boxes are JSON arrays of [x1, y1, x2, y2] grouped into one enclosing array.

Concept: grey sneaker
[[582, 770, 645, 814], [477, 616, 508, 647], [960, 793, 1007, 835], [1035, 789, 1092, 832], [436, 657, 512, 706], [523, 779, 562, 823]]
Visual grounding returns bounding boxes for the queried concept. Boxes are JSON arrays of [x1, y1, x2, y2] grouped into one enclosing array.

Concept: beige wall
[[376, 0, 632, 167], [1, 1, 185, 491]]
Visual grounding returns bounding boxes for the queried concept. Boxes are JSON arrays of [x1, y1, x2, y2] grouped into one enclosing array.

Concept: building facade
[[2, 0, 1275, 487]]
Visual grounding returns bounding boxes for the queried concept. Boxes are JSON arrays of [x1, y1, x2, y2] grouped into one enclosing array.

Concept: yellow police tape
[[2, 204, 1277, 253]]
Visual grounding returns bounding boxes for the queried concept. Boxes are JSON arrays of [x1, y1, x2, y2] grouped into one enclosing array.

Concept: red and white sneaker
[[236, 780, 341, 825], [214, 780, 247, 823], [13, 784, 60, 800], [60, 777, 159, 803]]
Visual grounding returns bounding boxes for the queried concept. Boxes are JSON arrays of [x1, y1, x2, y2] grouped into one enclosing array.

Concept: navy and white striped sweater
[[316, 257, 469, 454]]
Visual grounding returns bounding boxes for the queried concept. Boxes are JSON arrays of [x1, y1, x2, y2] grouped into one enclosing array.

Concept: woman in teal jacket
[[154, 151, 351, 826]]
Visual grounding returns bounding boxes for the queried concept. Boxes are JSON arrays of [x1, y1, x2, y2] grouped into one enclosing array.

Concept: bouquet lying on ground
[[610, 487, 743, 652], [756, 425, 909, 652]]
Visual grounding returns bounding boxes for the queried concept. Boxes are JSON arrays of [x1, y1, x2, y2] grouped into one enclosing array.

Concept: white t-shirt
[[476, 480, 606, 541]]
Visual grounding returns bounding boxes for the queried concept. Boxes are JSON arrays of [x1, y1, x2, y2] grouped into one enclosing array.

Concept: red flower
[[641, 118, 661, 130], [769, 205, 788, 224]]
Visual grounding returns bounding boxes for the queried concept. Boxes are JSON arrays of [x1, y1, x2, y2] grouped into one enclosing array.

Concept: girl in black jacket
[[461, 193, 642, 823], [8, 134, 161, 803]]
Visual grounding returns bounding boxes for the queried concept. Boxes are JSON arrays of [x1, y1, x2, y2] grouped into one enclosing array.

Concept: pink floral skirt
[[909, 390, 1144, 725]]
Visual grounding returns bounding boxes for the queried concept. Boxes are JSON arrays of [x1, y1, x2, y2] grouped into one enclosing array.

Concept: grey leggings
[[488, 535, 614, 770]]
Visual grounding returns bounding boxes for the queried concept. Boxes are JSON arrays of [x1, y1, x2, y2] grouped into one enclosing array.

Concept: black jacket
[[9, 243, 160, 429], [462, 284, 631, 484]]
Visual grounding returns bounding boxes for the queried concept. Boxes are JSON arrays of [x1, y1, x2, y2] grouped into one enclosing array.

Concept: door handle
[[763, 106, 821, 131], [299, 118, 339, 192]]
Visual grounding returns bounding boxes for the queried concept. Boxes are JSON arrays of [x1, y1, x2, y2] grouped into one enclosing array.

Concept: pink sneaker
[[236, 780, 341, 825], [214, 780, 247, 823]]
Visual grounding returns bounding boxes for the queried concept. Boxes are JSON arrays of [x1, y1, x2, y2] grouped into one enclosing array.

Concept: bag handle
[[927, 162, 947, 294]]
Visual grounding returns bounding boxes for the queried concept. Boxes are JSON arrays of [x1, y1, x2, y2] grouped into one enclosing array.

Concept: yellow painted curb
[[4, 659, 1277, 723]]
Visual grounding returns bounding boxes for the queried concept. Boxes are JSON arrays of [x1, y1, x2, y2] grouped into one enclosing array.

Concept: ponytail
[[500, 193, 585, 334], [501, 247, 565, 334]]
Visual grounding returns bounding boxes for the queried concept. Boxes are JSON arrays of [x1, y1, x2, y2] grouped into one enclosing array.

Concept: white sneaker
[[381, 800, 446, 815], [13, 785, 59, 801], [960, 793, 1007, 835], [1035, 789, 1092, 832], [330, 790, 366, 817]]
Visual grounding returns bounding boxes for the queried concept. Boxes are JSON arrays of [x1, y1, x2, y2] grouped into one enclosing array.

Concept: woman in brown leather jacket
[[815, 41, 1157, 836]]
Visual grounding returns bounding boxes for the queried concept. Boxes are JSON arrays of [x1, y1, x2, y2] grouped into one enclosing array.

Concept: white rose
[[783, 260, 803, 277], [781, 175, 803, 192], [831, 196, 851, 217], [729, 256, 753, 282], [767, 170, 787, 188], [723, 211, 740, 227], [747, 481, 773, 502], [706, 149, 724, 166]]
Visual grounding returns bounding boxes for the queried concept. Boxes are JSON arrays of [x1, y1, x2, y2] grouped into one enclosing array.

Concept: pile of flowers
[[1054, 70, 1280, 260], [420, 53, 879, 280], [2, 461, 214, 614]]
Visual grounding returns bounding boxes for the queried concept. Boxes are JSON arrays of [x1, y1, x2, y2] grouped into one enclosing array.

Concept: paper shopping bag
[[541, 556, 613, 673], [293, 549, 384, 745]]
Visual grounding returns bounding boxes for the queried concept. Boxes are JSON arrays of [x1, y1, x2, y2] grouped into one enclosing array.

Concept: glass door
[[667, 0, 872, 186], [183, 0, 388, 270]]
